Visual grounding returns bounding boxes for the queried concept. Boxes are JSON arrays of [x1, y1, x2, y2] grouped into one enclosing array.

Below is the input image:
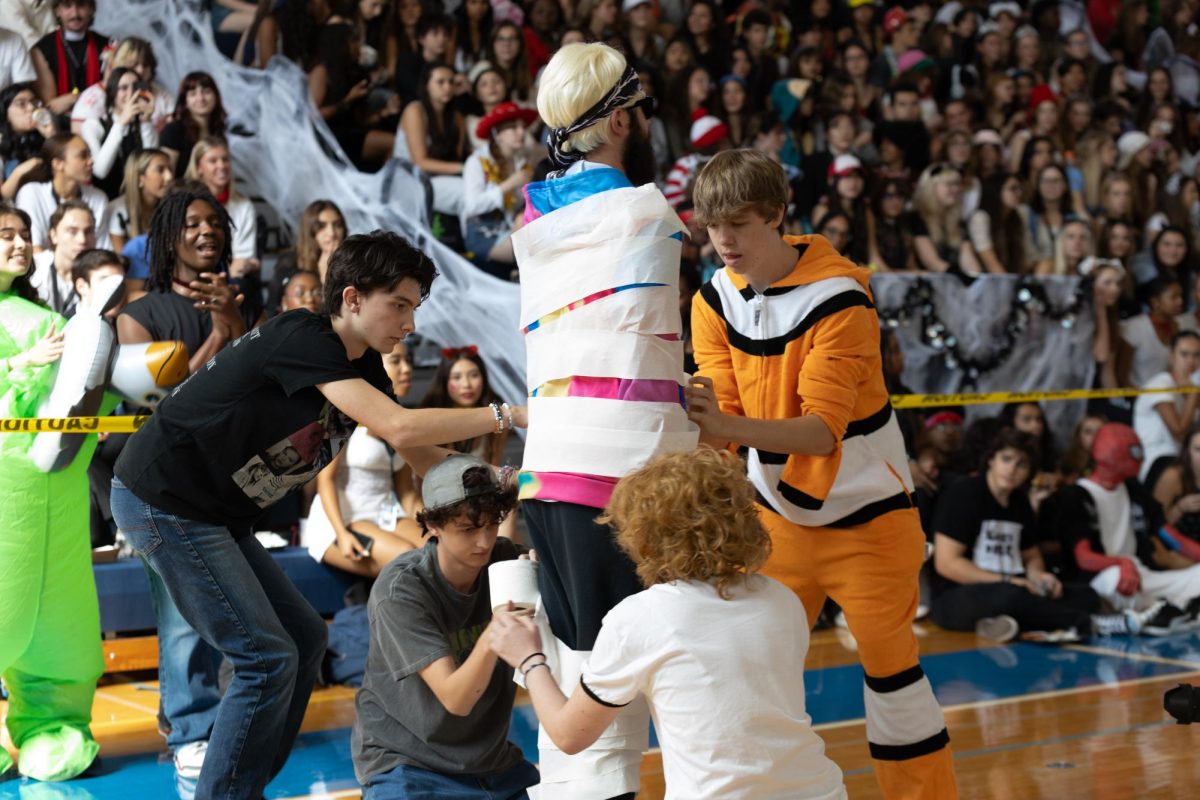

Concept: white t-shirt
[[28, 249, 76, 316], [0, 27, 35, 91], [582, 577, 847, 800], [226, 194, 257, 260], [1078, 478, 1141, 562], [14, 180, 111, 250], [1120, 314, 1171, 388], [1133, 370, 1187, 480]]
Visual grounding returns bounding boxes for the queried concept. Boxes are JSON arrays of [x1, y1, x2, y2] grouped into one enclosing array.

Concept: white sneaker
[[975, 614, 1019, 642], [174, 740, 208, 781]]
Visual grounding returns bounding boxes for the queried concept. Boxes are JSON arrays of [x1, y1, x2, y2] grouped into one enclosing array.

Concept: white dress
[[302, 426, 407, 561]]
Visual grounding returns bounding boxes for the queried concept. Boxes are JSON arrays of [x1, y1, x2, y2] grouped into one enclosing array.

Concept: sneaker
[[174, 740, 208, 781], [1129, 601, 1190, 636], [975, 614, 1019, 642], [1091, 612, 1135, 637], [1020, 627, 1083, 644]]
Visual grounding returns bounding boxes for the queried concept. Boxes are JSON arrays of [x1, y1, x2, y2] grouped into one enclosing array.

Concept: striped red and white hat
[[690, 112, 729, 150]]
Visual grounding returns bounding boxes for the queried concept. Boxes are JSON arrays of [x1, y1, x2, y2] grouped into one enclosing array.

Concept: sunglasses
[[628, 95, 657, 120]]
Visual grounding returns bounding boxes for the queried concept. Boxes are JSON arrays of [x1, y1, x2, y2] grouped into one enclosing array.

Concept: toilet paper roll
[[489, 559, 540, 612]]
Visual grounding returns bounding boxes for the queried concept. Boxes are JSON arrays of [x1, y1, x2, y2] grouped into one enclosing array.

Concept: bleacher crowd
[[10, 0, 1200, 797]]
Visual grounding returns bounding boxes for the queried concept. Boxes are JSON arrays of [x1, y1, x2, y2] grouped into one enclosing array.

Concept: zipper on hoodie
[[753, 292, 766, 416]]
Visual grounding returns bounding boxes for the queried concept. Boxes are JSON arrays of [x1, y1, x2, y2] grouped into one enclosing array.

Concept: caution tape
[[2, 384, 1199, 428], [0, 416, 150, 433], [890, 385, 1200, 410]]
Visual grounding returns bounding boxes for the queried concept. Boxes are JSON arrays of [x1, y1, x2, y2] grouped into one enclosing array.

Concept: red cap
[[884, 6, 911, 36], [925, 411, 965, 429], [1028, 84, 1057, 112], [475, 101, 539, 141]]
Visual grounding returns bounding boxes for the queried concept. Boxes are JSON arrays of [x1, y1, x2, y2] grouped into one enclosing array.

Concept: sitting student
[[14, 133, 110, 249], [278, 269, 322, 315], [931, 428, 1135, 641], [305, 340, 424, 578], [351, 453, 539, 799], [461, 101, 535, 280], [1054, 423, 1200, 634], [1133, 331, 1200, 490], [28, 198, 94, 317], [267, 199, 346, 315], [1121, 275, 1183, 388], [1154, 426, 1200, 547], [488, 448, 848, 800], [107, 148, 173, 252]]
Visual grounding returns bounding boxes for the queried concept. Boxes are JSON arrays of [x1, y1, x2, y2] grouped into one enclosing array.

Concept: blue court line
[[4, 634, 1197, 799]]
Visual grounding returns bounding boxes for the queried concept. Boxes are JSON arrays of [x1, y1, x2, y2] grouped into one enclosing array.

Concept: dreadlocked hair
[[145, 185, 233, 293]]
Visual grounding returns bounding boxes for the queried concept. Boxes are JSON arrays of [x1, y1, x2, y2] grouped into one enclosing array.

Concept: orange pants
[[759, 503, 959, 800]]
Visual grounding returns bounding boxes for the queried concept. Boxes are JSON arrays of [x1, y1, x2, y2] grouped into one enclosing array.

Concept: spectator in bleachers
[[419, 346, 507, 466], [1094, 173, 1137, 238], [1028, 163, 1085, 269], [107, 147, 172, 252], [714, 73, 753, 147], [393, 0, 422, 55], [1000, 401, 1059, 473], [253, 0, 329, 69], [662, 64, 711, 165], [911, 162, 979, 273], [1153, 426, 1200, 543], [278, 268, 322, 315], [185, 136, 259, 287], [871, 176, 913, 271], [675, 0, 723, 80], [395, 12, 451, 106], [1084, 258, 1135, 425], [575, 0, 618, 43], [453, 0, 492, 74], [1075, 130, 1117, 215], [308, 20, 400, 170], [1118, 130, 1159, 225], [353, 0, 397, 87], [523, 0, 561, 77], [1099, 219, 1140, 283], [1133, 330, 1200, 487], [968, 172, 1031, 275], [69, 37, 172, 136], [621, 0, 662, 66], [485, 20, 533, 106], [1133, 226, 1192, 296], [78, 67, 157, 199], [463, 61, 507, 150], [872, 5, 921, 88], [1061, 413, 1108, 484], [811, 154, 871, 264], [29, 0, 109, 116], [267, 198, 346, 315], [1, 81, 57, 199], [1009, 86, 1060, 172], [461, 101, 534, 279], [814, 209, 853, 257], [158, 71, 227, 176], [28, 197, 93, 316], [1045, 216, 1094, 276], [399, 64, 466, 215], [663, 112, 729, 210], [1123, 274, 1184, 388], [14, 132, 109, 249]]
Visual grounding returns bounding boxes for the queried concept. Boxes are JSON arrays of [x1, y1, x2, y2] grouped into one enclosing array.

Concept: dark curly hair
[[416, 465, 517, 533]]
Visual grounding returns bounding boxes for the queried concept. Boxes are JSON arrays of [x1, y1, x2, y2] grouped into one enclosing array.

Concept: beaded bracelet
[[489, 402, 505, 434], [500, 402, 514, 431]]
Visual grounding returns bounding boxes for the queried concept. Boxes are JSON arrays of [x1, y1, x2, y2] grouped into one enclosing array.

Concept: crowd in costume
[[11, 0, 1200, 799]]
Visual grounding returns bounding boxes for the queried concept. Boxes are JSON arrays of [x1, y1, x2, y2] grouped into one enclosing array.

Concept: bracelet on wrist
[[489, 402, 504, 434], [518, 651, 545, 671], [501, 402, 514, 431], [523, 661, 550, 678]]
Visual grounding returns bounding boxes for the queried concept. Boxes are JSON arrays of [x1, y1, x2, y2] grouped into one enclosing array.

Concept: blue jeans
[[111, 479, 327, 800], [144, 563, 222, 750], [363, 760, 539, 800]]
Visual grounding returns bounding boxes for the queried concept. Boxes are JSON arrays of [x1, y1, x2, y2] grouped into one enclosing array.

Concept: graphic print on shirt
[[971, 518, 1025, 576], [231, 401, 355, 508]]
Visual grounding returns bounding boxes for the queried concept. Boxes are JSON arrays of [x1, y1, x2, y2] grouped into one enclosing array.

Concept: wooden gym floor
[[5, 622, 1200, 798]]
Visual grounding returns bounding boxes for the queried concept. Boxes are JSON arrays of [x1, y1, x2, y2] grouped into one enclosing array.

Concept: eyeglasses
[[494, 34, 521, 43], [628, 95, 657, 119], [11, 97, 44, 110]]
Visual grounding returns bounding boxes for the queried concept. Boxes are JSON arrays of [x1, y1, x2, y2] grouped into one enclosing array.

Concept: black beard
[[621, 121, 658, 187]]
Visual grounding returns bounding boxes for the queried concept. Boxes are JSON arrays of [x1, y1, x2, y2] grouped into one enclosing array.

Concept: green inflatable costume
[[0, 289, 106, 781]]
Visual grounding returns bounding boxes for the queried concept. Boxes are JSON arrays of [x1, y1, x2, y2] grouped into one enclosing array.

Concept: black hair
[[419, 347, 501, 454], [0, 202, 40, 304], [982, 427, 1041, 477], [1145, 272, 1182, 301], [70, 248, 125, 285], [1057, 56, 1086, 77], [145, 186, 233, 293], [416, 11, 452, 39], [887, 80, 920, 102], [172, 72, 227, 147], [0, 83, 46, 166], [742, 8, 771, 30], [104, 66, 137, 113], [416, 465, 517, 533], [998, 401, 1057, 470], [323, 230, 438, 316]]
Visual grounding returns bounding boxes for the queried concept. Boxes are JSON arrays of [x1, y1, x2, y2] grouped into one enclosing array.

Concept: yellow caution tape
[[2, 384, 1199, 428], [891, 385, 1200, 410], [0, 416, 150, 433]]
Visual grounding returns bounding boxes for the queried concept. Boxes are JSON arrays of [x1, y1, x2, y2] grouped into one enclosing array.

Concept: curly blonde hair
[[599, 447, 771, 599]]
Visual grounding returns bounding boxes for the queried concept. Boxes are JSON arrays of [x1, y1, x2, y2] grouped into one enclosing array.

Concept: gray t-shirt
[[351, 537, 525, 783]]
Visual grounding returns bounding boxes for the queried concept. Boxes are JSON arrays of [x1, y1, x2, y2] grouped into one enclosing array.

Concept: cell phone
[[348, 527, 374, 556]]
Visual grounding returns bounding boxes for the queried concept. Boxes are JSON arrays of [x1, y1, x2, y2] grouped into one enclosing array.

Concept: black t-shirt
[[115, 311, 389, 536], [352, 537, 525, 782], [931, 474, 1036, 595], [1053, 479, 1160, 580], [120, 290, 213, 357]]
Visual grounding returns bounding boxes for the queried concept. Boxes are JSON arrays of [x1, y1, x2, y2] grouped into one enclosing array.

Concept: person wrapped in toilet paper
[[0, 211, 186, 783], [509, 42, 698, 799]]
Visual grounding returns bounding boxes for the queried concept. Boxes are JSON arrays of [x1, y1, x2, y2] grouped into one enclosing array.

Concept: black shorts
[[521, 499, 644, 651]]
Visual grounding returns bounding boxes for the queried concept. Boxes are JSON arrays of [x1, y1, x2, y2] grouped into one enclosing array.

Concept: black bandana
[[546, 63, 641, 173]]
